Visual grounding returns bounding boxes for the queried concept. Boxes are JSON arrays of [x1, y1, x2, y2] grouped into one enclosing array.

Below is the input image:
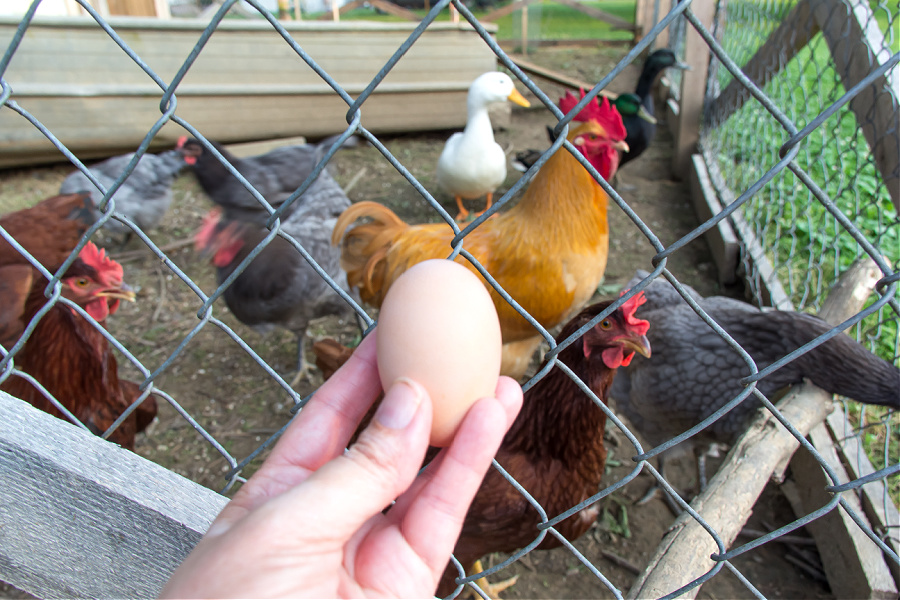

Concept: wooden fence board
[[0, 390, 227, 600], [0, 17, 498, 167]]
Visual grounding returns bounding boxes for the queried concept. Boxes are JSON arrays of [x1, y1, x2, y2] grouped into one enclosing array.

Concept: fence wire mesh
[[0, 0, 898, 598]]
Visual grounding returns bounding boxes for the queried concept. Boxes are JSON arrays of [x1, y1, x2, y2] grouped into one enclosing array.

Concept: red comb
[[79, 241, 123, 282], [619, 290, 650, 335], [558, 89, 627, 140]]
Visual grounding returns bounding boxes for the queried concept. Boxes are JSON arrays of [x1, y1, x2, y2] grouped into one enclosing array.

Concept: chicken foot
[[288, 335, 312, 388], [465, 559, 519, 600]]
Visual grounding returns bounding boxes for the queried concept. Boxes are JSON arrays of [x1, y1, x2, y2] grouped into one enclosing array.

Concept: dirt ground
[[0, 44, 835, 599]]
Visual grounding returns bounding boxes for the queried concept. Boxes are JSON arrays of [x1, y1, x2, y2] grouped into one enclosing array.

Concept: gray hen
[[611, 270, 899, 452], [59, 145, 187, 241], [192, 137, 361, 383]]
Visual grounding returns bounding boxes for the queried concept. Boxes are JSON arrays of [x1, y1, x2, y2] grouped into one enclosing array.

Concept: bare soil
[[0, 43, 833, 599]]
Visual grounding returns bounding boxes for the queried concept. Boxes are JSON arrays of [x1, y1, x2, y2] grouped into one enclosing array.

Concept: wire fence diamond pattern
[[0, 0, 898, 598]]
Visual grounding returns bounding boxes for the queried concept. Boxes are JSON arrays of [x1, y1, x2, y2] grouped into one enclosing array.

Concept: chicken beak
[[508, 88, 531, 108], [613, 139, 630, 153], [97, 283, 136, 303], [620, 334, 651, 359], [637, 105, 657, 124]]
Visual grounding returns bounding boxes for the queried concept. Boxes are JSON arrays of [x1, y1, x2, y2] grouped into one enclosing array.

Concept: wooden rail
[[0, 391, 227, 599]]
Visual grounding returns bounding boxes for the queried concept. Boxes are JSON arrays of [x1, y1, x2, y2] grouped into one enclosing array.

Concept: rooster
[[190, 136, 361, 384], [312, 294, 651, 597], [332, 91, 628, 380], [610, 270, 899, 483], [59, 141, 190, 243], [0, 242, 157, 450], [0, 192, 95, 348]]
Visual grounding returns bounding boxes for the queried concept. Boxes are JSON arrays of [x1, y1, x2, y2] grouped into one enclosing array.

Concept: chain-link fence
[[0, 0, 898, 597]]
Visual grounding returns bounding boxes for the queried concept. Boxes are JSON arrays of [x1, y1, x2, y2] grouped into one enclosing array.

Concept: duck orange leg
[[455, 196, 470, 222]]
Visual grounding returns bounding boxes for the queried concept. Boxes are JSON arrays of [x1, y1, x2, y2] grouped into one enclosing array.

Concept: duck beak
[[637, 105, 657, 124], [619, 334, 651, 358], [508, 88, 531, 108]]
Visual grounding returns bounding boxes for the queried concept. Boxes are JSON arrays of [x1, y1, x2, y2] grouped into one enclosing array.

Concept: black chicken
[[610, 270, 899, 457], [189, 136, 361, 384], [179, 135, 359, 219]]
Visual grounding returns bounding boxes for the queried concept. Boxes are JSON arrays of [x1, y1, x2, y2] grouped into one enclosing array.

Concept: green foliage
[[709, 12, 899, 504], [309, 1, 637, 41]]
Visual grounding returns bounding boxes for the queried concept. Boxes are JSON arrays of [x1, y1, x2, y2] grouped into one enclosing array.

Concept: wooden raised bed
[[0, 16, 499, 167]]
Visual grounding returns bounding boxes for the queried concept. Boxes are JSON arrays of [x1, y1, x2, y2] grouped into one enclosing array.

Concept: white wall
[[1, 0, 84, 16]]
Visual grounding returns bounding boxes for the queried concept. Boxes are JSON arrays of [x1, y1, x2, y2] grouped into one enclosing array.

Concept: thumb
[[285, 377, 433, 538]]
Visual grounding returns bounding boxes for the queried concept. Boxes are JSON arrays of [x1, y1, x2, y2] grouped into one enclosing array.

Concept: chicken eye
[[75, 278, 90, 287], [599, 319, 612, 330]]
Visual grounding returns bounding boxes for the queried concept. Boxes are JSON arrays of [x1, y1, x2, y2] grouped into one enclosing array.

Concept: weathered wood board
[[0, 16, 499, 167], [0, 390, 227, 599]]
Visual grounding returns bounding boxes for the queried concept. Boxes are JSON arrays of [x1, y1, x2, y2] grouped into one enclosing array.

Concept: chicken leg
[[465, 559, 519, 599]]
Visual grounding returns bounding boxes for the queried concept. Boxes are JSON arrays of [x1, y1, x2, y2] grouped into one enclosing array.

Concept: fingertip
[[494, 376, 524, 426]]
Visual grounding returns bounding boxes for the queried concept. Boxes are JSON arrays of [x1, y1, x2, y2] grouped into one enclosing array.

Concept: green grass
[[312, 0, 636, 41], [711, 5, 899, 504]]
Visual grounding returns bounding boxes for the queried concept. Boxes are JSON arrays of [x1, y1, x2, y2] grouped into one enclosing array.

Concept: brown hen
[[312, 293, 651, 596], [0, 192, 95, 348], [0, 242, 157, 450]]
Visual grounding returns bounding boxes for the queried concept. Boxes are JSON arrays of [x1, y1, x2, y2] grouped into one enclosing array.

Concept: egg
[[376, 259, 502, 447]]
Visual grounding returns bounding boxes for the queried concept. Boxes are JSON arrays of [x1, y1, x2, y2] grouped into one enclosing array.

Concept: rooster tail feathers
[[332, 201, 408, 305]]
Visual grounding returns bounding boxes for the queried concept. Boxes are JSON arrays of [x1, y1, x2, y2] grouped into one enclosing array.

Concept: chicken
[[191, 136, 361, 384], [311, 294, 651, 597], [436, 71, 530, 221], [512, 92, 654, 173], [620, 49, 689, 167], [0, 242, 158, 450], [179, 134, 358, 219], [610, 270, 900, 464], [333, 91, 628, 380], [0, 192, 95, 348], [58, 141, 190, 243]]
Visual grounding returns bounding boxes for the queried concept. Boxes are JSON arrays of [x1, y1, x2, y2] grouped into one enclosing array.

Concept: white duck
[[436, 71, 530, 221]]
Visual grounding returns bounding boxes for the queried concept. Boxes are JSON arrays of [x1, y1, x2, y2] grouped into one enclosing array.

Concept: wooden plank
[[632, 0, 653, 42], [825, 410, 900, 588], [671, 1, 715, 178], [705, 0, 818, 129], [0, 390, 228, 600], [626, 258, 882, 600], [809, 0, 900, 210], [704, 157, 794, 311], [0, 17, 497, 167], [508, 56, 615, 97], [651, 0, 672, 50], [553, 0, 635, 31], [788, 421, 898, 599], [689, 154, 739, 284]]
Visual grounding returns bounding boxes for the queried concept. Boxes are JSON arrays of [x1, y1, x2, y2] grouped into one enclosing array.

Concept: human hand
[[160, 329, 523, 599]]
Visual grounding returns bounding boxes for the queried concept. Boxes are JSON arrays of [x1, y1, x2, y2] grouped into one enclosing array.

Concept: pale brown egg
[[376, 258, 502, 447]]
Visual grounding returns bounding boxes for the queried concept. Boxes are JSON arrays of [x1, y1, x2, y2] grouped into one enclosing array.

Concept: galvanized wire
[[0, 0, 897, 598]]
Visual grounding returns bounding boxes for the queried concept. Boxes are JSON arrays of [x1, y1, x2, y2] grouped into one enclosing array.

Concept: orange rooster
[[332, 91, 628, 379], [0, 242, 156, 450]]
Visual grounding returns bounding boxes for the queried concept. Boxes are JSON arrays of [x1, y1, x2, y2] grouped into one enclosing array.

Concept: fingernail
[[375, 377, 423, 430]]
